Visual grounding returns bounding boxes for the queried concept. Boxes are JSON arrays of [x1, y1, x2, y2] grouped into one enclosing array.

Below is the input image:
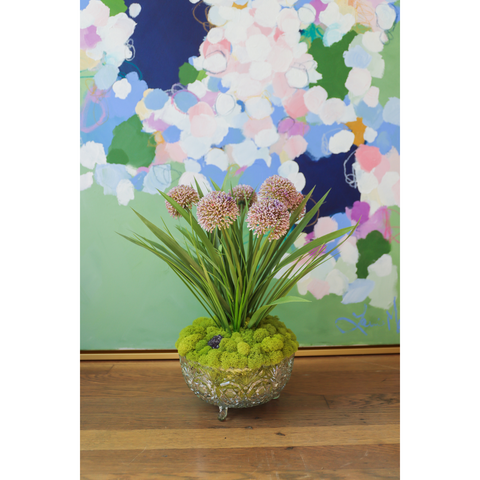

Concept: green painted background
[[81, 184, 400, 350]]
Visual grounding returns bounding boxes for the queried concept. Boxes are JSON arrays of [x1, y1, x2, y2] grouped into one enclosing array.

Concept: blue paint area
[[342, 279, 375, 304], [237, 100, 246, 112], [108, 72, 148, 119], [304, 124, 344, 161], [142, 164, 172, 194], [81, 109, 124, 152], [371, 122, 400, 154], [343, 45, 372, 69], [94, 164, 131, 195], [173, 90, 198, 112], [383, 97, 400, 126], [354, 101, 384, 130], [335, 297, 400, 335], [294, 0, 311, 8], [94, 65, 119, 90], [295, 146, 360, 234], [144, 88, 169, 110], [305, 112, 321, 124], [208, 76, 229, 92], [215, 128, 245, 147], [121, 0, 207, 90], [271, 104, 287, 126], [199, 161, 228, 188], [80, 0, 89, 11], [162, 126, 182, 143], [131, 171, 148, 191], [239, 155, 281, 191]]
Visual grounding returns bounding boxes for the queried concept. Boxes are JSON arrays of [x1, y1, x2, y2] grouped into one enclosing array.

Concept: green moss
[[264, 324, 277, 336], [261, 335, 284, 353], [220, 338, 238, 353], [176, 315, 299, 369], [177, 333, 204, 356], [237, 342, 250, 356], [253, 328, 269, 343], [195, 339, 208, 352]]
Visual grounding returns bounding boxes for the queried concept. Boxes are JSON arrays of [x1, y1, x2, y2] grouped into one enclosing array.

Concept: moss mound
[[175, 315, 299, 369]]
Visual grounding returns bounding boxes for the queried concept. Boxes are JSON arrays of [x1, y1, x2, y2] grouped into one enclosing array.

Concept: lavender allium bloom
[[165, 185, 199, 219], [290, 192, 307, 221], [247, 198, 290, 241], [196, 191, 240, 232], [259, 175, 298, 210], [231, 184, 257, 206]]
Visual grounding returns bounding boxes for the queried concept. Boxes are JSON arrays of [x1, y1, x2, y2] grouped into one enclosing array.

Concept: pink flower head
[[231, 184, 257, 206], [247, 198, 290, 241], [165, 185, 200, 218], [259, 175, 299, 210], [196, 191, 240, 232], [290, 191, 307, 221]]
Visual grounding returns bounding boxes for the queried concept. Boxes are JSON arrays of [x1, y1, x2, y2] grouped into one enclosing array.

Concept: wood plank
[[80, 394, 399, 430], [80, 355, 400, 477], [80, 445, 399, 476], [81, 424, 399, 451], [80, 346, 400, 361], [81, 470, 400, 480], [81, 372, 399, 397]]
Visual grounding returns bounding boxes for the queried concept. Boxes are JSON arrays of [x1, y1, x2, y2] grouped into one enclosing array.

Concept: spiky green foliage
[[119, 179, 357, 332]]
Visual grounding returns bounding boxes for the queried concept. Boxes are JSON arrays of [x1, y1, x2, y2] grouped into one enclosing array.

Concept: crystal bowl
[[179, 354, 295, 420]]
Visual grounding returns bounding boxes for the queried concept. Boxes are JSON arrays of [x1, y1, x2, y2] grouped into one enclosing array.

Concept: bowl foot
[[218, 406, 228, 421]]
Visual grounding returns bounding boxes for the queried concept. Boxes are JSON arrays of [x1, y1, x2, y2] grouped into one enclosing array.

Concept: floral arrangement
[[120, 176, 356, 367]]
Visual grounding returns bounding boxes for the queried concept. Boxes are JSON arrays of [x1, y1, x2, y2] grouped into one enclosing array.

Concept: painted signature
[[335, 297, 400, 336]]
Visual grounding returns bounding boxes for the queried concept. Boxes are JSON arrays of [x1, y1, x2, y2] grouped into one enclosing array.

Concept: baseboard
[[80, 345, 399, 360]]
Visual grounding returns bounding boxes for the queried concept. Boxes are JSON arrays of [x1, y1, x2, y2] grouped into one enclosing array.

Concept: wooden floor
[[81, 354, 400, 479]]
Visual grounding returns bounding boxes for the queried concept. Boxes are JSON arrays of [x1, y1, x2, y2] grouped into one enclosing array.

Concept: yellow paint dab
[[346, 117, 367, 146], [155, 131, 164, 144]]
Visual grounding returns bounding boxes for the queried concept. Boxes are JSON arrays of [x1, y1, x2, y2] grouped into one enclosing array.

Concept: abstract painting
[[80, 0, 400, 349]]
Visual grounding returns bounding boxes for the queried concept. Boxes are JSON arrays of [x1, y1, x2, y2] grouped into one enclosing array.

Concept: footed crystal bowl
[[179, 354, 295, 421]]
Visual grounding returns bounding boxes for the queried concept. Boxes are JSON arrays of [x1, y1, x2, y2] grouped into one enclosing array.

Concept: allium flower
[[196, 191, 240, 232], [231, 184, 257, 206], [290, 192, 307, 221], [165, 185, 200, 218], [259, 175, 298, 210], [247, 198, 290, 241]]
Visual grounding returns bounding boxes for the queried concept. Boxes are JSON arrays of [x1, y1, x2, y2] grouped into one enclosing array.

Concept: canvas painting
[[80, 0, 400, 350]]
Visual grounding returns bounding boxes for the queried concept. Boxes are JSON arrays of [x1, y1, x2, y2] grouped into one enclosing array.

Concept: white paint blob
[[304, 86, 328, 115], [345, 68, 372, 96], [245, 97, 274, 120], [319, 98, 345, 125], [298, 4, 316, 25], [80, 172, 94, 191], [80, 141, 107, 169], [203, 52, 228, 74], [112, 78, 132, 99], [249, 61, 272, 81], [364, 127, 378, 143], [205, 148, 229, 171], [255, 128, 280, 148], [128, 3, 141, 18], [363, 86, 380, 107], [362, 31, 384, 53], [329, 130, 355, 154], [215, 93, 237, 116], [285, 66, 309, 88], [376, 4, 396, 30], [367, 254, 393, 277], [116, 179, 135, 206]]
